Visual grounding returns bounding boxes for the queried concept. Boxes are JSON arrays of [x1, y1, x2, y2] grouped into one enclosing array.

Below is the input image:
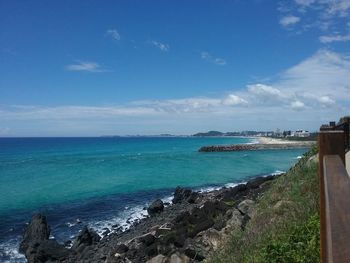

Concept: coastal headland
[[199, 137, 315, 152]]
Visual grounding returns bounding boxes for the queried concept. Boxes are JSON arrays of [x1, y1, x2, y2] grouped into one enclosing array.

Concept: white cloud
[[106, 29, 121, 40], [290, 100, 306, 110], [279, 15, 301, 27], [65, 61, 107, 72], [279, 49, 350, 101], [201, 51, 227, 65], [327, 0, 350, 17], [151, 41, 169, 52], [318, 95, 335, 105], [279, 1, 350, 40], [294, 0, 315, 6], [247, 84, 284, 97], [3, 49, 350, 136], [222, 94, 248, 106], [319, 33, 350, 43], [228, 49, 350, 111]]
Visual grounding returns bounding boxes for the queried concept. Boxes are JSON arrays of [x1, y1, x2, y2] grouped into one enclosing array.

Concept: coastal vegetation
[[209, 146, 320, 262]]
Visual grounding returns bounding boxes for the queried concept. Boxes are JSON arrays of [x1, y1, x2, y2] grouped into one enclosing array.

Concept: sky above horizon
[[1, 0, 350, 136]]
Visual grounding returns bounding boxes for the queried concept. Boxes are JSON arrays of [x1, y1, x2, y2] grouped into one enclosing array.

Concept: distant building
[[293, 130, 310, 137], [283, 130, 292, 137]]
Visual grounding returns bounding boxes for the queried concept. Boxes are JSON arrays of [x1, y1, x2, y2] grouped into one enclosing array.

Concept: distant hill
[[192, 130, 261, 137], [192, 131, 224, 137]]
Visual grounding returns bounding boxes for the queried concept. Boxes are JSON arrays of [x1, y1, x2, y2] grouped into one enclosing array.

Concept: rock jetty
[[19, 174, 281, 263], [199, 142, 314, 152]]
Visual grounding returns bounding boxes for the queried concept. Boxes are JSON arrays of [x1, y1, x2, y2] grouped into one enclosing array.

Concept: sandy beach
[[256, 137, 315, 145]]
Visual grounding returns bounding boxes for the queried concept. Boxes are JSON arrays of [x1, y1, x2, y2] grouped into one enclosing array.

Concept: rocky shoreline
[[19, 174, 281, 263], [199, 142, 314, 152]]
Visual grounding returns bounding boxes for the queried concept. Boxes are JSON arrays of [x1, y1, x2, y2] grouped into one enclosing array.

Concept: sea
[[0, 136, 307, 262]]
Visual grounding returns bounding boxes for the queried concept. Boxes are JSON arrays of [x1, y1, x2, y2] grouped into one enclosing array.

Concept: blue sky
[[1, 0, 350, 136]]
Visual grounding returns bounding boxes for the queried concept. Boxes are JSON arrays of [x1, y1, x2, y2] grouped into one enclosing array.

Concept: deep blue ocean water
[[0, 137, 307, 262]]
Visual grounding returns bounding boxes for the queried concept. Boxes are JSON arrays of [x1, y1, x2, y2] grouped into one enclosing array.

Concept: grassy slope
[[209, 147, 320, 263]]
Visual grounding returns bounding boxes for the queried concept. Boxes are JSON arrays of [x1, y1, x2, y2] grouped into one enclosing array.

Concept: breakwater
[[199, 142, 315, 152]]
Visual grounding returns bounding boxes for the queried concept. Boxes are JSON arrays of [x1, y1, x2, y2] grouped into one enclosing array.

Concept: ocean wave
[[245, 140, 259, 145], [0, 238, 26, 263], [270, 170, 285, 176], [89, 194, 175, 237]]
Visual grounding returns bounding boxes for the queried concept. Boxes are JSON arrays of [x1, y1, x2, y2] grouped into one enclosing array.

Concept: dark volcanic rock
[[220, 183, 247, 201], [246, 175, 274, 189], [25, 240, 70, 263], [173, 187, 192, 204], [147, 199, 165, 216], [185, 247, 206, 261], [71, 226, 101, 252], [187, 191, 200, 204], [19, 214, 50, 254], [114, 243, 129, 253], [139, 233, 156, 246], [19, 214, 71, 263]]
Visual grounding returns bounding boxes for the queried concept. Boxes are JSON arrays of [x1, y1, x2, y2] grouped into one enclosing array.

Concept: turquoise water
[[0, 137, 307, 262]]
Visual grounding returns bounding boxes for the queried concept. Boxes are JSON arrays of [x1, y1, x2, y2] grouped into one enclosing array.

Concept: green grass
[[209, 146, 320, 263]]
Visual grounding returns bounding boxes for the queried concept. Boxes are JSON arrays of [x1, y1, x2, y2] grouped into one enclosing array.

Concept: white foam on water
[[86, 193, 175, 237], [271, 170, 285, 176], [245, 140, 259, 145], [225, 182, 239, 188], [0, 238, 26, 263], [197, 185, 223, 193], [161, 195, 173, 205], [89, 203, 149, 237]]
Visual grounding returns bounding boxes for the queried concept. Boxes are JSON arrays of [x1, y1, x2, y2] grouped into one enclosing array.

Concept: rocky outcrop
[[19, 214, 50, 254], [25, 240, 70, 263], [146, 253, 190, 263], [20, 173, 277, 263], [173, 187, 199, 204], [19, 214, 71, 263], [246, 175, 274, 189], [147, 254, 168, 263], [237, 199, 256, 218], [148, 199, 165, 216], [71, 226, 101, 252]]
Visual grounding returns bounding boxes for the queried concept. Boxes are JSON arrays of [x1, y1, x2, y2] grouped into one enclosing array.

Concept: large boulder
[[172, 187, 193, 204], [216, 209, 244, 238], [25, 240, 70, 263], [237, 199, 256, 218], [220, 184, 247, 201], [146, 254, 168, 263], [19, 214, 70, 263], [19, 214, 50, 254], [246, 175, 274, 189], [147, 199, 165, 216], [71, 226, 101, 252], [169, 253, 190, 263], [139, 233, 156, 246]]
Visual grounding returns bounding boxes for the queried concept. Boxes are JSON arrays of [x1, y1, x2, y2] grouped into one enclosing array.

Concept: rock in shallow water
[[25, 240, 70, 263], [19, 213, 50, 254], [19, 213, 71, 263], [172, 187, 198, 204], [147, 199, 165, 216], [71, 226, 101, 252]]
